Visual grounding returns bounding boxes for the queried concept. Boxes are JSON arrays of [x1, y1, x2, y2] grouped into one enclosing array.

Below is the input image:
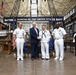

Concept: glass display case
[[0, 16, 12, 54], [0, 30, 12, 54]]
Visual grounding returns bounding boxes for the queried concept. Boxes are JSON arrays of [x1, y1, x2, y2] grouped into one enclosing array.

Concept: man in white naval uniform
[[52, 22, 67, 61], [38, 25, 51, 60], [13, 22, 26, 60]]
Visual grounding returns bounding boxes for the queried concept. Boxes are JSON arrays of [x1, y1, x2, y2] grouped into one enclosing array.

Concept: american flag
[[1, 1, 4, 10]]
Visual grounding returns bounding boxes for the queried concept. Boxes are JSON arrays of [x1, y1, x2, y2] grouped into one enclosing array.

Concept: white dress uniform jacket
[[13, 28, 26, 38], [52, 27, 66, 39], [39, 30, 51, 42]]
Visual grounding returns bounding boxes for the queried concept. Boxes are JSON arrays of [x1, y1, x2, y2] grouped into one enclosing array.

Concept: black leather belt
[[55, 38, 62, 40], [17, 37, 23, 39]]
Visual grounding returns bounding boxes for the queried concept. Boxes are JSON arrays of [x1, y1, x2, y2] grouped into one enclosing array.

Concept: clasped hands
[[37, 37, 40, 39]]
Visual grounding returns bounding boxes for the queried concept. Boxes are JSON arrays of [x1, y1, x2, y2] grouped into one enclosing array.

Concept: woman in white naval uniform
[[13, 22, 26, 60], [38, 25, 51, 60], [52, 22, 67, 61]]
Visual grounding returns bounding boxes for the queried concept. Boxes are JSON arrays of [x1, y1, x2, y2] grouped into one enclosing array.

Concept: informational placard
[[3, 17, 63, 23]]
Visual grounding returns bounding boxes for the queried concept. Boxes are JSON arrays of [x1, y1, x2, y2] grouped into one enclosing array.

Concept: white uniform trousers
[[16, 38, 24, 59], [54, 39, 64, 59], [41, 42, 49, 59]]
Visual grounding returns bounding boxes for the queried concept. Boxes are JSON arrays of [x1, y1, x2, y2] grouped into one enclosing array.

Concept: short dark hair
[[17, 22, 22, 25], [56, 22, 61, 25], [42, 25, 46, 27]]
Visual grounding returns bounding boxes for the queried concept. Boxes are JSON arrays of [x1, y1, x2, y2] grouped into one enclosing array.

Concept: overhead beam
[[53, 0, 68, 8], [10, 0, 21, 17], [47, 0, 58, 16], [62, 0, 76, 15]]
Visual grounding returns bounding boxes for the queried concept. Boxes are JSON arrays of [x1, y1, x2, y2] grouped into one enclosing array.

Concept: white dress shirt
[[34, 28, 38, 34]]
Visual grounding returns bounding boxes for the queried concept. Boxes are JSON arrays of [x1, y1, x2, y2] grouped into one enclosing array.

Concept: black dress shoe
[[46, 58, 49, 60], [35, 58, 39, 60], [42, 58, 45, 60], [31, 58, 35, 61]]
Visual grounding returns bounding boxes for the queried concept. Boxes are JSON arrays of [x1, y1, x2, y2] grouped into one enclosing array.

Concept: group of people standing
[[13, 22, 67, 61], [30, 22, 50, 60]]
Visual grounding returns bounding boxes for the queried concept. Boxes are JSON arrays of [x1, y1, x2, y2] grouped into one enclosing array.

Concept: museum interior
[[0, 0, 76, 75]]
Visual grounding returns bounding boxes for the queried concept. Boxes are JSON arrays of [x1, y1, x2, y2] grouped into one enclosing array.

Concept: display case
[[64, 13, 76, 39], [64, 6, 76, 39], [0, 16, 12, 54], [65, 22, 74, 38], [0, 30, 12, 54], [64, 11, 76, 52]]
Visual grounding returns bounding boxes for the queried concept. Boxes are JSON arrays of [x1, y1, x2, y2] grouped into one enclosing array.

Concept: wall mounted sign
[[3, 17, 63, 23]]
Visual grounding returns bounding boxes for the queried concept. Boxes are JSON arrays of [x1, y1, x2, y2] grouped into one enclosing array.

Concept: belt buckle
[[55, 38, 59, 40]]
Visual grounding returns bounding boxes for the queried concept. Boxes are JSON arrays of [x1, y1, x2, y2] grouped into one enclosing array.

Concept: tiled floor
[[0, 52, 76, 75]]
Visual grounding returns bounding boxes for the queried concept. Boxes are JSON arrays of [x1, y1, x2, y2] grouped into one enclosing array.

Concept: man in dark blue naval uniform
[[30, 22, 39, 60]]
